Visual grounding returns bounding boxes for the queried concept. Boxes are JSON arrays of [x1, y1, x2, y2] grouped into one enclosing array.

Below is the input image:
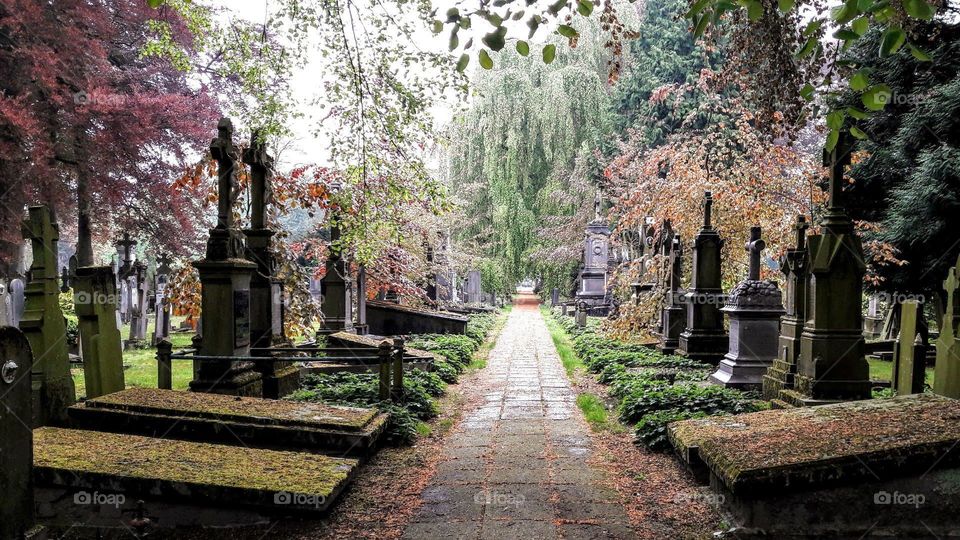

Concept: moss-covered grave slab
[[669, 393, 960, 495], [68, 388, 388, 455], [34, 427, 356, 513], [300, 331, 436, 375]]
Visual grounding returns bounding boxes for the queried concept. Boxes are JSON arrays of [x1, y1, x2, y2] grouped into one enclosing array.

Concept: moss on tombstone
[[34, 427, 355, 497]]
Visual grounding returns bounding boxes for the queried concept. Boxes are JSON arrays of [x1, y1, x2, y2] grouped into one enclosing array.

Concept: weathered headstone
[[892, 300, 926, 395], [425, 245, 438, 303], [19, 205, 75, 425], [575, 192, 611, 312], [0, 327, 35, 539], [74, 265, 125, 398], [9, 277, 25, 327], [190, 118, 262, 397], [678, 191, 728, 364], [864, 294, 883, 338], [355, 265, 369, 335], [659, 234, 686, 354], [550, 288, 560, 307], [934, 255, 960, 398], [127, 260, 150, 346], [762, 215, 809, 402], [152, 253, 173, 345], [465, 270, 482, 304], [0, 280, 11, 326], [116, 233, 137, 325], [788, 134, 871, 405], [319, 223, 354, 334], [710, 227, 784, 390], [575, 300, 588, 328], [243, 132, 298, 398]]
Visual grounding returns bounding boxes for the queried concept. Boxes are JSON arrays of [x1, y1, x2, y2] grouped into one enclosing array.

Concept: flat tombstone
[[0, 326, 35, 539]]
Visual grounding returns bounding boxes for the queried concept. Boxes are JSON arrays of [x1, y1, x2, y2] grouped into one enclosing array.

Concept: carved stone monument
[[934, 255, 960, 398], [575, 192, 611, 312], [74, 264, 125, 399], [659, 234, 686, 354], [787, 134, 871, 405], [465, 270, 482, 304], [127, 260, 150, 347], [678, 191, 728, 364], [355, 265, 369, 335], [190, 118, 262, 397], [243, 132, 298, 398], [20, 206, 75, 425], [152, 253, 173, 345], [319, 222, 354, 334], [710, 227, 784, 390], [763, 215, 809, 402]]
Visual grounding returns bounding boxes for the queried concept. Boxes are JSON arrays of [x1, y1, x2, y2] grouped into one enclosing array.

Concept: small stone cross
[[793, 214, 809, 251], [242, 131, 274, 230], [745, 226, 765, 281], [210, 117, 238, 229], [943, 256, 960, 333], [702, 191, 713, 229], [824, 132, 853, 211], [21, 206, 59, 280]]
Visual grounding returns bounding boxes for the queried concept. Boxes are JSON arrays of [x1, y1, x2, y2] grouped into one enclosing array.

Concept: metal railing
[[155, 337, 415, 402]]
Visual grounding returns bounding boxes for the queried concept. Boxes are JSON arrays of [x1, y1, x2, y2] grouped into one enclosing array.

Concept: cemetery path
[[402, 295, 634, 539]]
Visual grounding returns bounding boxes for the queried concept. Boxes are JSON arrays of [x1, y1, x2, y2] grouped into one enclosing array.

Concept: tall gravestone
[[190, 117, 262, 397], [243, 132, 298, 398], [864, 294, 883, 338], [789, 135, 871, 405], [892, 300, 926, 395], [678, 191, 728, 364], [465, 270, 482, 304], [152, 253, 173, 345], [9, 277, 24, 327], [319, 223, 354, 334], [355, 265, 369, 335], [74, 263, 125, 398], [659, 234, 686, 354], [550, 288, 560, 307], [20, 206, 75, 425], [710, 227, 784, 390], [0, 327, 35, 539], [116, 233, 137, 325], [934, 255, 960, 398], [127, 260, 150, 346], [0, 280, 11, 326], [575, 193, 611, 312], [425, 245, 438, 303], [762, 215, 809, 401]]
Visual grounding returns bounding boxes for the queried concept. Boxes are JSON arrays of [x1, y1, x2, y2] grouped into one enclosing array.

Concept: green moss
[[34, 427, 355, 496]]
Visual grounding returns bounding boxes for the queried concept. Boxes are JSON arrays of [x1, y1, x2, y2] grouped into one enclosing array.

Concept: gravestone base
[[678, 330, 729, 365], [189, 367, 263, 397], [762, 318, 804, 401], [659, 304, 685, 354], [73, 266, 125, 399], [794, 328, 871, 403], [710, 284, 783, 390], [257, 362, 300, 399]]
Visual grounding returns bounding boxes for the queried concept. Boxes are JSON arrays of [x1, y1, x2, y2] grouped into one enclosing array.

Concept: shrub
[[432, 358, 460, 383], [619, 383, 761, 425], [465, 313, 496, 344], [634, 409, 710, 451], [407, 334, 477, 369]]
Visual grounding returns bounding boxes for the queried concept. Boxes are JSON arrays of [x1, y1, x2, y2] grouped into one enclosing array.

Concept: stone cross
[[156, 252, 172, 278], [593, 190, 602, 221], [745, 226, 765, 281], [60, 266, 70, 292], [703, 191, 713, 229], [117, 232, 136, 276], [824, 132, 853, 211], [669, 234, 683, 291], [242, 131, 273, 230], [210, 117, 238, 229], [794, 214, 809, 251]]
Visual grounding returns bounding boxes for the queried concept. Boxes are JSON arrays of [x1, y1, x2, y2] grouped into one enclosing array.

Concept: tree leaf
[[449, 33, 459, 51], [558, 24, 578, 38], [850, 126, 869, 139], [459, 17, 472, 29], [850, 70, 870, 90], [693, 14, 710, 37], [547, 0, 566, 15], [857, 0, 874, 10], [847, 107, 870, 119], [482, 27, 508, 51], [826, 129, 840, 151], [578, 0, 594, 16], [778, 0, 795, 12], [486, 13, 503, 26], [862, 84, 892, 110], [803, 20, 823, 36], [800, 83, 815, 101], [834, 28, 861, 41], [445, 7, 460, 22], [516, 40, 530, 56], [908, 43, 932, 61], [826, 110, 845, 130], [148, 0, 164, 7], [902, 0, 934, 19], [432, 20, 443, 34], [852, 16, 869, 35], [687, 0, 712, 18], [795, 36, 817, 58], [543, 43, 557, 64], [527, 15, 541, 38], [880, 27, 906, 57], [746, 0, 764, 21], [479, 49, 494, 70], [456, 54, 470, 72]]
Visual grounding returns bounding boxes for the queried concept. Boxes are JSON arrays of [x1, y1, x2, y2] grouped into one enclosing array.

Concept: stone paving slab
[[402, 296, 634, 539]]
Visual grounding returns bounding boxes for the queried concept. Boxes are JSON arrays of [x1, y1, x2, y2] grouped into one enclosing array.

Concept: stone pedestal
[[190, 253, 262, 397], [710, 280, 784, 390], [576, 216, 611, 313], [73, 266, 125, 398], [678, 192, 728, 364], [659, 296, 686, 354], [20, 206, 75, 426], [319, 252, 354, 334]]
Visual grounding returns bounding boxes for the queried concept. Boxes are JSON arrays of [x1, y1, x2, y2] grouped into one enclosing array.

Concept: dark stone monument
[[710, 227, 784, 390], [465, 270, 482, 304], [355, 265, 369, 335], [152, 253, 173, 345], [116, 233, 137, 325], [127, 260, 150, 347], [0, 327, 35, 539], [243, 132, 298, 398], [934, 254, 960, 398], [366, 301, 468, 335], [550, 287, 560, 307], [787, 134, 871, 405], [864, 294, 883, 338], [20, 206, 75, 426], [659, 234, 686, 354], [190, 117, 262, 397], [763, 215, 809, 402], [575, 192, 611, 312], [319, 224, 354, 334], [678, 191, 728, 364]]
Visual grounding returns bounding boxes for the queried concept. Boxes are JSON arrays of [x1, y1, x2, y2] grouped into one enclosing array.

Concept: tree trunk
[[74, 137, 94, 267]]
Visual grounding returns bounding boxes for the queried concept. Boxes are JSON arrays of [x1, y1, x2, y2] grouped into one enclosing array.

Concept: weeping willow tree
[[446, 12, 635, 289]]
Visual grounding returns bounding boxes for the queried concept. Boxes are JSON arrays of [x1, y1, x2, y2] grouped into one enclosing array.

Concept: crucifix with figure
[[745, 226, 765, 281]]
